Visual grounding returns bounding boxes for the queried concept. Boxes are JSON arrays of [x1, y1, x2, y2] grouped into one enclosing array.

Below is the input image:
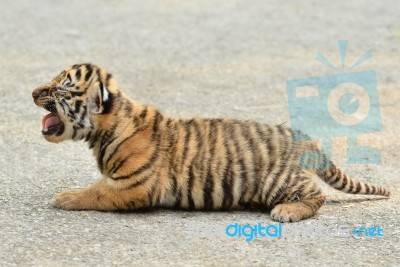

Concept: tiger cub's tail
[[294, 137, 391, 197], [316, 162, 390, 197]]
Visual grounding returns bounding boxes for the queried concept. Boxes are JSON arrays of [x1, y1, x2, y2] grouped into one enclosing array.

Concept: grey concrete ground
[[0, 0, 399, 266]]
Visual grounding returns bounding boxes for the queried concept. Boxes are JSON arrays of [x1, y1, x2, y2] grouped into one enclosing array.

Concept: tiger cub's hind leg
[[269, 174, 326, 222]]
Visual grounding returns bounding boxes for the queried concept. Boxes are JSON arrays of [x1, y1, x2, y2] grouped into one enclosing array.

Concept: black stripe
[[354, 181, 362, 194], [264, 126, 290, 206], [110, 153, 135, 174], [191, 120, 209, 209], [187, 165, 196, 210], [97, 128, 116, 172], [71, 91, 85, 97], [253, 123, 270, 198], [147, 179, 158, 206], [166, 118, 176, 155], [59, 99, 67, 113], [266, 157, 290, 201], [67, 107, 77, 120], [170, 171, 177, 196], [233, 123, 250, 207], [337, 176, 348, 190], [371, 186, 376, 194], [75, 100, 82, 113], [331, 171, 342, 184], [186, 120, 202, 209], [125, 175, 152, 189], [220, 123, 230, 208], [139, 107, 148, 120], [181, 123, 191, 171], [225, 123, 241, 208], [221, 159, 233, 209], [72, 126, 78, 139], [99, 81, 104, 99], [348, 179, 354, 192], [307, 190, 322, 199], [66, 73, 72, 84], [124, 101, 133, 118], [365, 184, 370, 194], [203, 120, 217, 210], [78, 106, 87, 127], [106, 73, 112, 87], [110, 159, 124, 174], [106, 128, 143, 171], [96, 68, 101, 80], [269, 172, 293, 206], [89, 130, 102, 148], [237, 159, 247, 206], [152, 111, 163, 140], [238, 124, 257, 204], [85, 131, 92, 142], [174, 188, 182, 209], [113, 136, 160, 180], [98, 139, 117, 172], [75, 69, 81, 80], [260, 126, 275, 197], [85, 64, 93, 82]]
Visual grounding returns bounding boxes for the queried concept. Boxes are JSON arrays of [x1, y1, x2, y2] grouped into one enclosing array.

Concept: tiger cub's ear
[[88, 82, 111, 114]]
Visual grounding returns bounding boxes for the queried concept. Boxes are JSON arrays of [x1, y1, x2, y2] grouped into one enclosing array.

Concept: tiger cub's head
[[32, 63, 120, 143]]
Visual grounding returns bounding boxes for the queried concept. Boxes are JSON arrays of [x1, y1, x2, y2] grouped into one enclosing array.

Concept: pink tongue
[[42, 113, 61, 131]]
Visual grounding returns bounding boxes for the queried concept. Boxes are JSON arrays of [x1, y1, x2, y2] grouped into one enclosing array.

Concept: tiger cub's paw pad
[[52, 189, 89, 210], [270, 204, 302, 223]]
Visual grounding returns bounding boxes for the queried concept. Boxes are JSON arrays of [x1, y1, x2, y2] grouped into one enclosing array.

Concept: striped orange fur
[[32, 63, 390, 222]]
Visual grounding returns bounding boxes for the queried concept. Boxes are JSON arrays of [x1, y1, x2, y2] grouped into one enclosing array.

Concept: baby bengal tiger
[[32, 63, 390, 222]]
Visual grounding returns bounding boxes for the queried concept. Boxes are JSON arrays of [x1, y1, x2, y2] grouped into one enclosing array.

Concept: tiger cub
[[32, 63, 390, 222]]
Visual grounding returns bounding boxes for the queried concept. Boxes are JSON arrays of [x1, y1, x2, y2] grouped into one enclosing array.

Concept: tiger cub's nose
[[32, 90, 40, 100]]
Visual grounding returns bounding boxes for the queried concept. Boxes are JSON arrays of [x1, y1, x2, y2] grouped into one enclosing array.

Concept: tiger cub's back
[[162, 118, 302, 211]]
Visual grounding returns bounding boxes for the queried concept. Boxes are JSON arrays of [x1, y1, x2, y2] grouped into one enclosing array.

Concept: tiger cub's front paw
[[52, 189, 93, 210]]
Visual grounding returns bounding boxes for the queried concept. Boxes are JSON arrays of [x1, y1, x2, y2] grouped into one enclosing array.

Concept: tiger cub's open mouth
[[42, 113, 64, 136]]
